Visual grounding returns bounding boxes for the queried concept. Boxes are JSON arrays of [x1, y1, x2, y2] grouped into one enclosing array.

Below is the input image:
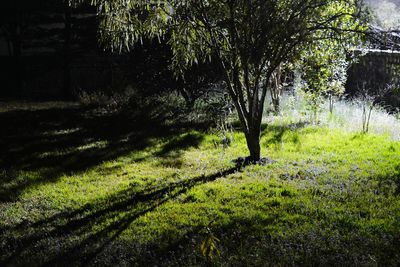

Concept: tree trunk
[[270, 65, 282, 114], [271, 97, 280, 114], [329, 93, 334, 114], [177, 85, 195, 110], [245, 125, 261, 162]]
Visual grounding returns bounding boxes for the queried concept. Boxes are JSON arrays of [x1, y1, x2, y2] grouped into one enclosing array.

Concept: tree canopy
[[77, 0, 366, 161]]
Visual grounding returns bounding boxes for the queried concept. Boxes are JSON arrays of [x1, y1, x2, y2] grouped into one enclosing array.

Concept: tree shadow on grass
[[379, 163, 400, 196], [154, 132, 205, 168], [261, 122, 309, 148], [0, 164, 243, 266], [0, 104, 206, 201]]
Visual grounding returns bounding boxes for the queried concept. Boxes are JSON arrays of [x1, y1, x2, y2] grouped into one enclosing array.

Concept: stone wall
[[346, 50, 400, 108]]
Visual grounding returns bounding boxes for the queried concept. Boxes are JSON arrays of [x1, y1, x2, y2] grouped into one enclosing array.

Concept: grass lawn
[[0, 102, 399, 266]]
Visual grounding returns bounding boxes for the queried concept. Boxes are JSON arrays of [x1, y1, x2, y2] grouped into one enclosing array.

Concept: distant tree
[[296, 34, 359, 121], [76, 0, 366, 162], [127, 40, 223, 109], [268, 63, 285, 114]]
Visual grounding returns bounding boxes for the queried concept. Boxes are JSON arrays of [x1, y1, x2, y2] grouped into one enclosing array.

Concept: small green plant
[[200, 221, 221, 264], [304, 91, 325, 124]]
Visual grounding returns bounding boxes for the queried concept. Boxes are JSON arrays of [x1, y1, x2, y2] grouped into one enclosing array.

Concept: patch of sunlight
[[76, 140, 109, 151], [41, 127, 81, 137], [264, 92, 400, 141]]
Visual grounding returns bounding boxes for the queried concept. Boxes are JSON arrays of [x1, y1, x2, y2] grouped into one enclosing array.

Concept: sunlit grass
[[265, 92, 400, 141], [1, 106, 399, 266]]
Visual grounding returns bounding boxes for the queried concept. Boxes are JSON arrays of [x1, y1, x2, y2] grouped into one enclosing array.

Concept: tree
[[77, 0, 365, 162], [126, 40, 223, 109], [296, 34, 358, 121], [268, 63, 285, 114]]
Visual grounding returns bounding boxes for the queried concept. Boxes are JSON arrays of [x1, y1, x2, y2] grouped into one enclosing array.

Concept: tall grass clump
[[264, 90, 400, 141]]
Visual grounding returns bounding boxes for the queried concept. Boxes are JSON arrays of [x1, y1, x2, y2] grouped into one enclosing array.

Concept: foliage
[[73, 0, 367, 161], [200, 222, 221, 263], [126, 40, 224, 109], [296, 28, 362, 122]]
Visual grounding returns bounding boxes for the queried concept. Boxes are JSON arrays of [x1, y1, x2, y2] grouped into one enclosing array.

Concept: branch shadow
[[0, 164, 243, 266], [261, 122, 309, 148], [0, 104, 206, 201]]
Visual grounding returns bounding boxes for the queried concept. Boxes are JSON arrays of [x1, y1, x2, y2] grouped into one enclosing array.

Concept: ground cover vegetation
[[0, 92, 399, 266]]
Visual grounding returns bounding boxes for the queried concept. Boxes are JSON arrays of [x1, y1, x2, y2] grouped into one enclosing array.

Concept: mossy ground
[[0, 103, 399, 266]]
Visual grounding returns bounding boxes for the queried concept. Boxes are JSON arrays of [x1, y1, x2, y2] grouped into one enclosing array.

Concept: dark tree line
[[0, 0, 222, 103], [0, 0, 98, 98]]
